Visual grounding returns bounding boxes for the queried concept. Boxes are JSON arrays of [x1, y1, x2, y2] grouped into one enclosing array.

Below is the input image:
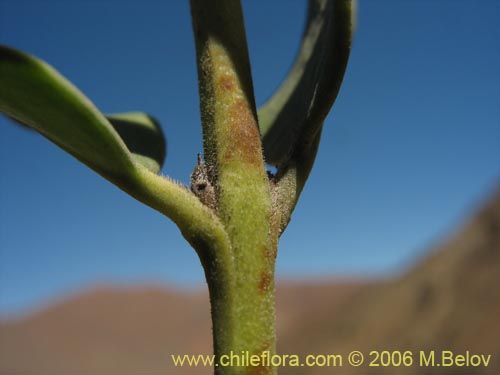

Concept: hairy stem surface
[[191, 1, 277, 374]]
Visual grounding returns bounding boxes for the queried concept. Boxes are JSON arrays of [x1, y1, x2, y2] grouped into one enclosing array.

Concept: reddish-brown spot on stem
[[246, 364, 271, 375], [246, 344, 272, 375], [222, 99, 262, 167], [258, 271, 272, 295], [219, 74, 235, 92]]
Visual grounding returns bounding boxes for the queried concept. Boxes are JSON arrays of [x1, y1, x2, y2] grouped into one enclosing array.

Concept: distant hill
[[1, 188, 499, 375], [0, 282, 362, 375], [281, 187, 500, 375]]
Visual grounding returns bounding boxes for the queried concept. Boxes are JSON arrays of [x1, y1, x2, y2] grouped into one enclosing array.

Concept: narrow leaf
[[3, 109, 167, 174], [0, 45, 136, 178], [106, 112, 167, 174], [258, 0, 355, 166], [0, 45, 229, 256]]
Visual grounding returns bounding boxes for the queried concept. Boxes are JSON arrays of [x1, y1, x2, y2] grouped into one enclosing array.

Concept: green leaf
[[3, 109, 167, 174], [0, 44, 231, 261], [0, 45, 136, 178], [258, 0, 355, 166], [0, 45, 168, 175], [106, 112, 166, 174]]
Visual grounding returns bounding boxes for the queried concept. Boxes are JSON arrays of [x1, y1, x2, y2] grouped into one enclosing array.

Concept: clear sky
[[1, 0, 499, 316]]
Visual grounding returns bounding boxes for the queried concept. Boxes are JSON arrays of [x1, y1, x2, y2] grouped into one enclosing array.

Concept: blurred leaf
[[258, 0, 355, 166], [0, 45, 166, 176], [0, 45, 226, 248], [2, 113, 33, 130], [106, 112, 167, 174], [0, 45, 134, 178]]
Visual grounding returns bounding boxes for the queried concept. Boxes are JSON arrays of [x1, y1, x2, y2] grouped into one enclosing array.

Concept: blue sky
[[1, 0, 499, 315]]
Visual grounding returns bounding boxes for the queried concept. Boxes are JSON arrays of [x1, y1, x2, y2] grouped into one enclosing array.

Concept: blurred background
[[1, 0, 499, 374]]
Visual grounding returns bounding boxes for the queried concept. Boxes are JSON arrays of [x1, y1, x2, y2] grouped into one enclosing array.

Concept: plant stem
[[190, 1, 277, 374]]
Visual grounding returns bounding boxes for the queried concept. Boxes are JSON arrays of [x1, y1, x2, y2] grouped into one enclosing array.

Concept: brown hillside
[[0, 282, 362, 375], [281, 187, 500, 375], [1, 188, 499, 375]]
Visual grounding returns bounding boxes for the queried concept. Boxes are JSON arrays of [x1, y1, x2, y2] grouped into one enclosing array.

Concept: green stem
[[273, 129, 323, 235], [190, 1, 277, 374]]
